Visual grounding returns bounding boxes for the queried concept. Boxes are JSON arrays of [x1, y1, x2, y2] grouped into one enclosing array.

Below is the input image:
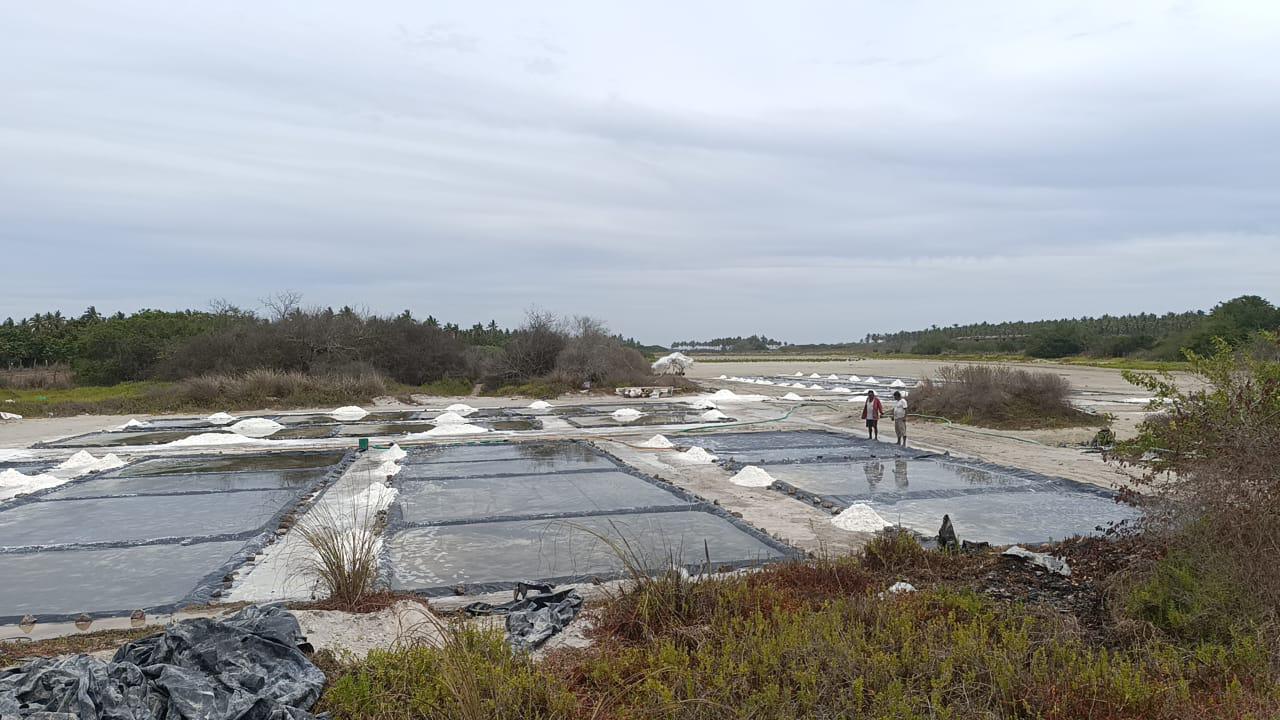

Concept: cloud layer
[[2, 1, 1277, 342]]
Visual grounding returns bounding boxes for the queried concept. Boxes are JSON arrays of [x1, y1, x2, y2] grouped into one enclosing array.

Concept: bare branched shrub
[[909, 364, 1097, 428], [551, 316, 652, 388]]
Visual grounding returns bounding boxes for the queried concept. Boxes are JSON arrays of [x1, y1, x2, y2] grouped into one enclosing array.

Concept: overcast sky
[[3, 1, 1278, 343]]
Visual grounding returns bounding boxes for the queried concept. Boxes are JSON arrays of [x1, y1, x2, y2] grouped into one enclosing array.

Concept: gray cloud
[[1, 1, 1277, 343]]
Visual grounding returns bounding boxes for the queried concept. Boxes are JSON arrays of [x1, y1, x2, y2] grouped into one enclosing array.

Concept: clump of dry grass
[[296, 488, 386, 610], [0, 365, 74, 390], [908, 364, 1101, 429]]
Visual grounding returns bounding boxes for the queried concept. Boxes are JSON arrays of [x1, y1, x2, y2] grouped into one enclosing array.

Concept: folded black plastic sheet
[[0, 605, 325, 720], [464, 587, 584, 652]]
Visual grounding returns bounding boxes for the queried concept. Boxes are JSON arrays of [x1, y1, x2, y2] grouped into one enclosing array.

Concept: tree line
[[0, 298, 651, 390]]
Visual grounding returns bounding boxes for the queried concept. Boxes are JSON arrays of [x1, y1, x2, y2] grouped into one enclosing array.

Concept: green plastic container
[[358, 438, 369, 451]]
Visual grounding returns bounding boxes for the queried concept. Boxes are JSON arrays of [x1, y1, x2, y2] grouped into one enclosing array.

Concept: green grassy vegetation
[[417, 377, 476, 397], [318, 533, 1279, 719], [484, 380, 573, 400]]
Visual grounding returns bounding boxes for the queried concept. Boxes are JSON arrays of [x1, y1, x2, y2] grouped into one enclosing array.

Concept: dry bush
[[909, 364, 1098, 428], [296, 485, 386, 609], [0, 365, 75, 390], [551, 316, 653, 388], [172, 368, 389, 407]]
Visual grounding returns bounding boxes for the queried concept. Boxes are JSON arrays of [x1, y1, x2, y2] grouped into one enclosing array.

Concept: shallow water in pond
[[868, 490, 1137, 545], [0, 540, 246, 618], [398, 454, 615, 479], [336, 422, 437, 436], [403, 443, 593, 465], [568, 413, 725, 428], [44, 468, 325, 500], [0, 490, 297, 547], [766, 460, 1035, 499], [115, 452, 345, 477], [386, 510, 783, 589], [395, 470, 689, 524]]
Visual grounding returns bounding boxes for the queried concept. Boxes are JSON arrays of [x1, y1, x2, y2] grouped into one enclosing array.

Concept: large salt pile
[[782, 392, 803, 401], [381, 443, 408, 461], [638, 434, 675, 449], [446, 403, 478, 416], [675, 446, 717, 464], [55, 451, 126, 477], [0, 468, 64, 500], [700, 409, 729, 421], [230, 418, 285, 438], [206, 412, 237, 425], [890, 379, 907, 388], [831, 504, 893, 532], [730, 466, 776, 487], [163, 433, 273, 448], [117, 418, 151, 430], [528, 400, 553, 410], [422, 424, 489, 437], [330, 405, 369, 421], [612, 408, 644, 422], [433, 411, 471, 425]]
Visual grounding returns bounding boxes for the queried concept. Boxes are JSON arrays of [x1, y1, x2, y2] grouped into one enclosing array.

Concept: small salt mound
[[826, 374, 839, 380], [612, 408, 644, 422], [782, 392, 803, 401], [163, 432, 272, 448], [0, 468, 63, 500], [0, 412, 23, 421], [55, 451, 126, 476], [848, 375, 861, 382], [700, 409, 729, 421], [890, 379, 907, 388], [808, 384, 825, 390], [684, 399, 718, 410], [831, 504, 893, 531], [758, 380, 774, 385], [710, 389, 739, 399], [864, 377, 880, 384], [790, 383, 806, 388], [446, 403, 478, 416], [423, 423, 489, 437], [794, 372, 804, 377], [528, 400, 553, 410], [717, 374, 728, 380], [638, 434, 675, 449], [433, 411, 470, 425], [381, 443, 408, 461], [330, 405, 369, 421], [833, 387, 852, 394], [375, 460, 402, 477], [730, 465, 775, 487], [675, 446, 717, 464], [808, 373, 821, 379], [206, 412, 237, 425], [117, 418, 151, 430], [230, 418, 285, 438], [708, 390, 767, 402]]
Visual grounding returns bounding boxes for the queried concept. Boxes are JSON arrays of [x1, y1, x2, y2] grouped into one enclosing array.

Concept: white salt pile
[[865, 377, 880, 384], [163, 433, 273, 448], [330, 405, 369, 421], [375, 460, 402, 477], [230, 418, 285, 438], [528, 400, 553, 410], [638, 434, 675, 449], [0, 449, 32, 462], [790, 382, 806, 388], [422, 423, 489, 437], [380, 443, 408, 461], [446, 403, 478, 415], [730, 465, 775, 487], [675, 446, 717, 464], [206, 412, 237, 425], [782, 392, 803, 401], [808, 384, 825, 390], [826, 374, 839, 380], [831, 504, 893, 532], [652, 352, 694, 374], [700, 409, 729, 421], [0, 468, 63, 500], [117, 418, 151, 430], [758, 380, 774, 385], [717, 374, 728, 380], [433, 411, 470, 425], [707, 390, 767, 402], [0, 412, 23, 421], [684, 399, 718, 410], [612, 408, 644, 422], [849, 375, 861, 382], [890, 379, 907, 388], [808, 373, 821, 379], [794, 372, 804, 377], [55, 451, 125, 477], [833, 387, 852, 394]]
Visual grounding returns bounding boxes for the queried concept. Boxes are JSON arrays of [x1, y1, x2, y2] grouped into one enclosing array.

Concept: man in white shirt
[[892, 390, 908, 447]]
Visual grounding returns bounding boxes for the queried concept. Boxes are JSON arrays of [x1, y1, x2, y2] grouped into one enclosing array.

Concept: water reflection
[[863, 461, 884, 489], [894, 459, 908, 489]]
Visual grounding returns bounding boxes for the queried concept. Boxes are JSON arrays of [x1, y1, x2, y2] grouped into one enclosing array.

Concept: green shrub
[[419, 377, 475, 396]]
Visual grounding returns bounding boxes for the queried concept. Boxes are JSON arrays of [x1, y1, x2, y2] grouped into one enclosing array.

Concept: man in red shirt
[[861, 390, 883, 440]]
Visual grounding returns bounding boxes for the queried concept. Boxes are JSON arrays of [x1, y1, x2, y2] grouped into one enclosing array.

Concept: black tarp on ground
[[464, 586, 584, 652], [0, 605, 325, 720]]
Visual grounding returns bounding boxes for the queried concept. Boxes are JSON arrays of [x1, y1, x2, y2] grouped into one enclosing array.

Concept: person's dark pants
[[866, 418, 878, 438]]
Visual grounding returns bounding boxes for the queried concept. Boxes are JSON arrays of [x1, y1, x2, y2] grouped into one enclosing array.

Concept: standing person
[[861, 390, 883, 440], [892, 390, 908, 447]]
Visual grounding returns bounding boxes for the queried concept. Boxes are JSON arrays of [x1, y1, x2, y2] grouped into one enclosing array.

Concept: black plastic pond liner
[[464, 586, 584, 652], [0, 605, 325, 720]]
